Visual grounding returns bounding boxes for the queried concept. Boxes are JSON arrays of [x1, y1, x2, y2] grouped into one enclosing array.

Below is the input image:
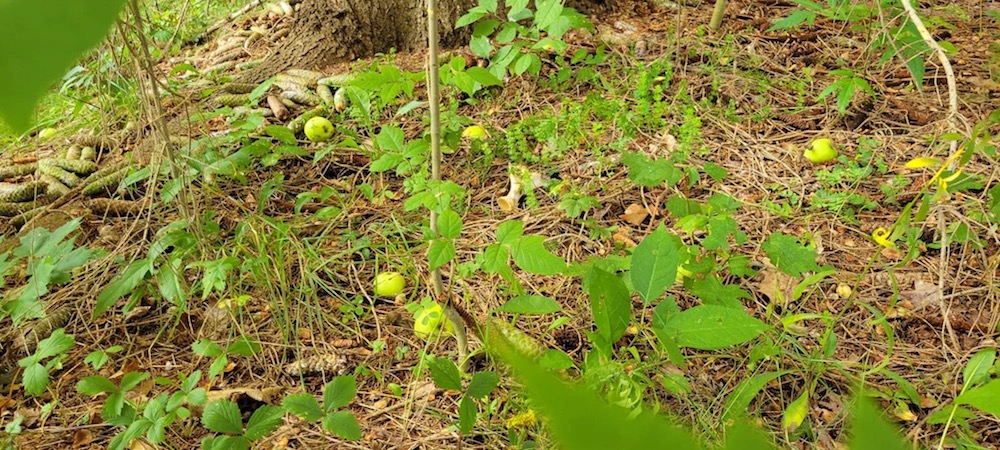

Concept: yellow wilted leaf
[[872, 227, 897, 249], [462, 125, 488, 140], [904, 157, 940, 169], [782, 391, 810, 432]]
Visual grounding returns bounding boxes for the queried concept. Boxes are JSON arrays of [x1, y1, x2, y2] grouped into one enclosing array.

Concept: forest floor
[[2, 0, 1000, 449]]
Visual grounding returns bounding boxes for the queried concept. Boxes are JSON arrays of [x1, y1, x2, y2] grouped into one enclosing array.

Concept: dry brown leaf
[[758, 268, 797, 305], [899, 280, 941, 312], [72, 429, 94, 449], [620, 203, 649, 226]]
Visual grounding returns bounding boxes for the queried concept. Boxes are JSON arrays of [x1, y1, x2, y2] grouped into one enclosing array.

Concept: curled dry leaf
[[620, 203, 649, 226], [758, 267, 797, 306], [898, 279, 941, 312]]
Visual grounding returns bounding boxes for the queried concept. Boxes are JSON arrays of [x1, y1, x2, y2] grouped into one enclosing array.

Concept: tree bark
[[238, 0, 477, 83], [238, 0, 615, 83]]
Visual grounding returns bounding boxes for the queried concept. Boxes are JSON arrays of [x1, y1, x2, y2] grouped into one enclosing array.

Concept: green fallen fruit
[[374, 272, 406, 297], [413, 302, 455, 339], [804, 138, 838, 163], [38, 127, 58, 139], [304, 116, 334, 142]]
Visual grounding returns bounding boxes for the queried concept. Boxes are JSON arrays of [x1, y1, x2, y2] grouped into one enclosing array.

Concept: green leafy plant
[[201, 399, 285, 450], [817, 69, 876, 115], [453, 0, 591, 96], [282, 375, 362, 441], [192, 337, 262, 379], [428, 357, 500, 434], [2, 219, 99, 325], [84, 345, 124, 370], [17, 328, 75, 396]]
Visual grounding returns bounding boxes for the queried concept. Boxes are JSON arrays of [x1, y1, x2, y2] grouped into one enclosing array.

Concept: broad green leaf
[[491, 332, 701, 450], [0, 0, 127, 132], [782, 391, 809, 432], [438, 209, 463, 240], [512, 235, 566, 275], [467, 371, 500, 398], [761, 233, 821, 277], [21, 363, 48, 396], [428, 239, 456, 270], [956, 379, 1000, 417], [322, 410, 361, 441], [663, 305, 768, 350], [586, 267, 631, 347], [630, 226, 683, 304], [722, 371, 788, 421], [323, 376, 357, 411], [429, 357, 462, 391], [496, 221, 524, 245], [481, 244, 510, 275], [962, 348, 996, 388], [201, 399, 244, 435], [282, 393, 323, 422], [33, 328, 74, 360], [459, 396, 477, 434], [497, 295, 561, 315], [94, 259, 151, 318], [120, 371, 150, 392], [687, 275, 750, 309], [375, 126, 405, 152], [244, 405, 284, 441], [535, 0, 563, 30], [848, 397, 910, 450], [466, 66, 503, 87], [263, 125, 296, 144], [622, 152, 682, 187], [77, 376, 119, 396]]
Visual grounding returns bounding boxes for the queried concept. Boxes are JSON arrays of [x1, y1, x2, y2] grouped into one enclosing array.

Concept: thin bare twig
[[426, 0, 468, 367]]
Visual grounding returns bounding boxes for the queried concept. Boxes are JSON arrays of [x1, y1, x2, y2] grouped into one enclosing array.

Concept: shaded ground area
[[2, 0, 999, 448]]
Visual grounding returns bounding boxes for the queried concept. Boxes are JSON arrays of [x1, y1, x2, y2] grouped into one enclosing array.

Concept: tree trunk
[[238, 0, 614, 83], [238, 0, 477, 83]]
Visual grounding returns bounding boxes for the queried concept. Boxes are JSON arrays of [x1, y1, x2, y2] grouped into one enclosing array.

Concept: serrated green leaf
[[467, 371, 499, 398], [512, 235, 566, 275], [496, 221, 523, 245], [77, 375, 119, 396], [429, 357, 462, 391], [323, 376, 356, 411], [282, 393, 323, 422], [375, 126, 405, 152], [244, 405, 284, 441], [264, 125, 297, 144], [428, 239, 456, 270], [202, 399, 244, 435], [762, 233, 821, 277], [94, 259, 151, 318], [322, 410, 361, 441], [0, 0, 128, 132], [688, 275, 750, 309], [663, 305, 768, 350], [622, 152, 682, 187], [21, 363, 48, 396], [459, 395, 477, 434], [438, 209, 463, 239]]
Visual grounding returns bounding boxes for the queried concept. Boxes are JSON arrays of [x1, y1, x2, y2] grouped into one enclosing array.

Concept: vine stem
[[897, 2, 963, 447], [426, 0, 468, 368]]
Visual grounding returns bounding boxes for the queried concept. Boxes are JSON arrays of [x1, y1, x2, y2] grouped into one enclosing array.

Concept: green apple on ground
[[413, 302, 455, 339], [804, 138, 838, 163], [462, 125, 487, 140], [38, 127, 57, 139], [304, 116, 334, 142], [373, 272, 405, 297]]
